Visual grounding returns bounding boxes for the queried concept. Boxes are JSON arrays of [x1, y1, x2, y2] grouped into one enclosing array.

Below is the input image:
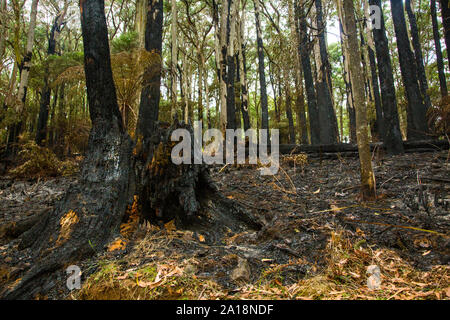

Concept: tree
[[405, 0, 432, 112], [6, 0, 39, 152], [295, 0, 320, 145], [341, 0, 375, 200], [368, 0, 404, 155], [36, 1, 69, 145], [431, 0, 448, 97], [314, 0, 339, 144], [137, 0, 164, 138], [254, 0, 269, 132], [439, 0, 450, 62], [390, 0, 429, 141], [170, 0, 178, 118], [288, 0, 307, 144]]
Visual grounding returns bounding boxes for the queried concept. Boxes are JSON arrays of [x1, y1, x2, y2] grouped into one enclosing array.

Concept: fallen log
[[277, 139, 449, 155]]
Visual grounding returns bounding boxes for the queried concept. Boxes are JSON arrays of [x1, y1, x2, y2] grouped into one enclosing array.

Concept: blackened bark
[[405, 0, 432, 111], [254, 0, 269, 131], [315, 0, 338, 144], [369, 0, 404, 154], [137, 0, 163, 139], [35, 15, 63, 146], [368, 45, 383, 141], [295, 1, 320, 145], [432, 0, 448, 97], [439, 0, 450, 62], [240, 46, 251, 131], [226, 51, 236, 130], [2, 0, 133, 300], [285, 82, 296, 144], [390, 0, 429, 140]]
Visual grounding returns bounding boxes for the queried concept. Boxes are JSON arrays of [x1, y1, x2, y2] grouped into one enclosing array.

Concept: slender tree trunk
[[341, 0, 376, 200], [390, 0, 429, 140], [226, 0, 237, 130], [6, 0, 39, 151], [254, 0, 269, 132], [0, 0, 7, 60], [431, 0, 448, 97], [237, 3, 251, 131], [296, 0, 320, 145], [315, 0, 338, 144], [368, 0, 404, 154], [198, 53, 204, 123], [405, 0, 432, 111], [219, 0, 232, 131], [289, 0, 308, 144], [36, 4, 68, 145], [284, 70, 296, 144], [171, 0, 178, 118], [439, 0, 450, 63], [137, 0, 163, 139]]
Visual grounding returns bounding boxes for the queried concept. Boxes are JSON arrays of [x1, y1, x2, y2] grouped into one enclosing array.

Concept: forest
[[0, 0, 449, 300]]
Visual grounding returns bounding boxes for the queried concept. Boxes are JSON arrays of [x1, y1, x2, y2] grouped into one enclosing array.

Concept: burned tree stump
[[1, 121, 261, 299]]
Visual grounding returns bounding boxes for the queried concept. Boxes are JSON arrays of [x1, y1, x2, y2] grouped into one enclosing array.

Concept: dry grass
[[73, 228, 449, 300]]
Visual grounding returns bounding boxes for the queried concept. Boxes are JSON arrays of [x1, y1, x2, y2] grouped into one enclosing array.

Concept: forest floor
[[0, 150, 449, 300]]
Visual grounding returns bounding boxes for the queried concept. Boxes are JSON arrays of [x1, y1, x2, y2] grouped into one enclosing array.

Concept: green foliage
[[10, 140, 79, 178], [111, 31, 139, 54]]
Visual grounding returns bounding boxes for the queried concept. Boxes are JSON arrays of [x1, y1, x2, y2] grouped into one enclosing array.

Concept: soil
[[0, 150, 449, 299]]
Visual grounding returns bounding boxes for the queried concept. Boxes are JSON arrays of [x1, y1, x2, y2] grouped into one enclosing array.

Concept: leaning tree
[[2, 0, 260, 299]]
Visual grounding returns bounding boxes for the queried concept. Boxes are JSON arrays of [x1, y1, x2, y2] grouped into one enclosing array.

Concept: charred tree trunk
[[368, 0, 404, 155], [390, 0, 429, 141], [254, 0, 269, 132], [2, 0, 133, 299], [314, 0, 338, 144], [431, 0, 448, 97], [137, 0, 163, 138], [405, 0, 432, 111], [36, 8, 67, 146], [439, 0, 450, 63], [296, 1, 320, 145], [288, 0, 308, 144]]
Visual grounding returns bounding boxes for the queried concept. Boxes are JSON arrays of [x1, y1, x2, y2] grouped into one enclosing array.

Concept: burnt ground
[[0, 150, 449, 300]]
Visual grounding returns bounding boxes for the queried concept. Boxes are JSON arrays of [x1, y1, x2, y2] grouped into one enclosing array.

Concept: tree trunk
[[288, 0, 308, 144], [0, 0, 7, 60], [2, 0, 133, 299], [226, 0, 237, 130], [5, 0, 39, 153], [368, 0, 404, 155], [296, 0, 320, 145], [237, 5, 251, 131], [341, 0, 376, 200], [254, 0, 269, 132], [405, 0, 432, 111], [171, 0, 178, 118], [431, 0, 448, 97], [36, 4, 68, 146], [314, 0, 338, 144], [284, 71, 296, 144], [390, 0, 429, 141], [439, 0, 450, 63], [137, 0, 163, 139], [219, 0, 232, 131]]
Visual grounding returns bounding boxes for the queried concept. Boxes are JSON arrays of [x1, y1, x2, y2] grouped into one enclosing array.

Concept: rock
[[367, 265, 381, 290], [230, 257, 251, 282], [184, 263, 197, 275]]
